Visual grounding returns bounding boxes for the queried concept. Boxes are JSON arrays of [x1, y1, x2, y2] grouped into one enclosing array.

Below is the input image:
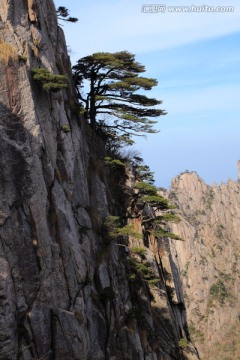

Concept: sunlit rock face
[[0, 1, 197, 359], [167, 171, 240, 360]]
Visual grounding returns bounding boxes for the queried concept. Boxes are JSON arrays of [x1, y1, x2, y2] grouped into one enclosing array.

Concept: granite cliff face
[[0, 1, 197, 359], [166, 172, 240, 360]]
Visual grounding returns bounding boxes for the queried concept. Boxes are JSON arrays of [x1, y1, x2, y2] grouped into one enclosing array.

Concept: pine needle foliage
[[135, 181, 172, 210], [135, 182, 157, 195], [103, 216, 141, 243], [56, 6, 78, 23], [132, 181, 182, 241], [31, 68, 68, 92], [73, 51, 166, 145], [104, 156, 125, 168]]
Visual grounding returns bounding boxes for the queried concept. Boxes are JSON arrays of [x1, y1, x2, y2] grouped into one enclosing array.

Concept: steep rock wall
[[0, 1, 195, 359], [166, 172, 240, 360]]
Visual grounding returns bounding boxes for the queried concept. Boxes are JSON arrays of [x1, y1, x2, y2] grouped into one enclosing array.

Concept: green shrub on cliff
[[104, 156, 125, 168], [178, 337, 188, 349], [132, 181, 182, 241], [210, 279, 229, 304], [103, 216, 141, 243], [31, 67, 68, 92]]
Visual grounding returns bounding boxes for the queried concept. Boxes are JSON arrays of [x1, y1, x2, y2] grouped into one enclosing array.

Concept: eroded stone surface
[[167, 172, 240, 360]]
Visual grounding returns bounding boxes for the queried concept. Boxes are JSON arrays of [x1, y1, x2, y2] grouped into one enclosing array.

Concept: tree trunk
[[90, 73, 96, 128]]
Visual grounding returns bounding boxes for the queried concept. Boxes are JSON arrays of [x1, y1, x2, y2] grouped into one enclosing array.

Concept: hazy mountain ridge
[[166, 171, 240, 360]]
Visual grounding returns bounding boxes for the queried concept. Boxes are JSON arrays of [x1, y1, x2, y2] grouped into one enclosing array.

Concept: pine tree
[[72, 51, 166, 145], [56, 6, 78, 23]]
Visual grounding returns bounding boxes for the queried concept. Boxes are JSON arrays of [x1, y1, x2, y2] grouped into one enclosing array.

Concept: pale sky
[[54, 0, 240, 188]]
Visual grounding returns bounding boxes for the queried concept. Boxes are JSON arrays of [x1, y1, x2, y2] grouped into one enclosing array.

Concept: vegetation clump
[[153, 229, 182, 240], [210, 279, 229, 304], [103, 216, 141, 244], [133, 163, 155, 184], [61, 124, 71, 133], [147, 278, 159, 286], [129, 258, 156, 282], [135, 181, 173, 210], [56, 6, 78, 23], [104, 156, 125, 168], [31, 67, 68, 92], [135, 182, 158, 195], [0, 39, 18, 63], [188, 321, 205, 343], [132, 180, 182, 241], [18, 55, 27, 63], [130, 247, 146, 258], [178, 338, 188, 349], [128, 255, 160, 288]]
